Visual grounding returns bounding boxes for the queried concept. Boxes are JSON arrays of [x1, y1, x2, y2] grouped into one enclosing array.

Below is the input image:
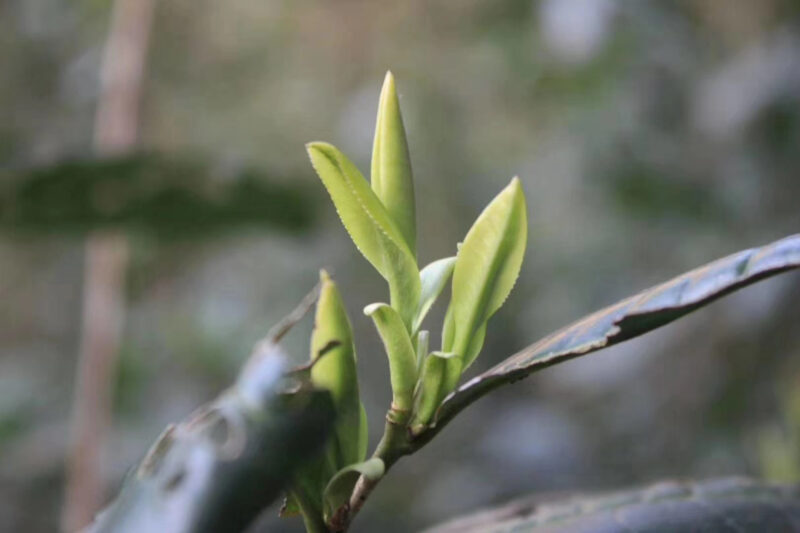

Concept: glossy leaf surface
[[424, 478, 800, 533], [436, 234, 800, 426]]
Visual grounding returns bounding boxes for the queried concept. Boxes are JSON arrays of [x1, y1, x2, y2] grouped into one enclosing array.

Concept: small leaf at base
[[322, 458, 385, 522]]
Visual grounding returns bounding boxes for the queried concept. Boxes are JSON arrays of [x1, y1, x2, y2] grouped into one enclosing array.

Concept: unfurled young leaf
[[310, 270, 366, 468], [307, 142, 420, 329], [444, 177, 527, 370], [371, 71, 416, 255], [413, 256, 457, 335], [364, 303, 418, 419], [322, 458, 385, 523]]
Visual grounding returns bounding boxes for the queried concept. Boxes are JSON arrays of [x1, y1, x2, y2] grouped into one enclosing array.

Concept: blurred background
[[1, 0, 799, 531]]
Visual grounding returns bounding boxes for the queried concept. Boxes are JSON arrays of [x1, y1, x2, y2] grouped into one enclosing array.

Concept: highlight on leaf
[[364, 302, 418, 419]]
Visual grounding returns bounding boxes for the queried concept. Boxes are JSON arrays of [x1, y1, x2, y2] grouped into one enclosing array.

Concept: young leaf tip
[[306, 141, 333, 160], [363, 302, 388, 316], [372, 69, 416, 256], [319, 268, 331, 284], [383, 70, 396, 89]]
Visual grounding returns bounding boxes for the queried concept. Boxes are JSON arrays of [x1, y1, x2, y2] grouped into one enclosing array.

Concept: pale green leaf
[[364, 303, 418, 415], [415, 329, 430, 373], [410, 351, 461, 434], [307, 142, 420, 328], [371, 71, 416, 255], [444, 177, 527, 369], [357, 403, 369, 463], [441, 302, 455, 353], [322, 458, 385, 522], [413, 256, 456, 335], [310, 270, 363, 467]]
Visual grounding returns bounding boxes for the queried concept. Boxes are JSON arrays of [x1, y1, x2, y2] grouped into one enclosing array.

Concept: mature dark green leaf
[[424, 478, 800, 532], [435, 234, 800, 426], [0, 153, 314, 237], [86, 347, 335, 533]]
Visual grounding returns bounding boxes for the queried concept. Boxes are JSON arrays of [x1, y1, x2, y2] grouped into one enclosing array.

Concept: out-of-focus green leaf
[[444, 178, 527, 369], [371, 71, 416, 256], [310, 270, 365, 468], [413, 256, 456, 335], [322, 458, 384, 524], [87, 347, 335, 533], [423, 478, 800, 533], [307, 142, 420, 329], [0, 153, 314, 237], [364, 303, 418, 417], [435, 234, 800, 429], [278, 495, 301, 518]]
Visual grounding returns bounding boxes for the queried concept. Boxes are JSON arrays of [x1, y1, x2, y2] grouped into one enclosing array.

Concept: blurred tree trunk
[[62, 0, 155, 531]]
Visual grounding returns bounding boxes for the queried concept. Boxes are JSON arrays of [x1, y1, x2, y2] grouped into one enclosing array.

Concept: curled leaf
[[410, 351, 461, 434], [322, 458, 385, 523], [357, 404, 369, 464], [444, 177, 527, 370], [424, 478, 800, 533], [371, 71, 416, 255], [413, 256, 457, 335], [364, 303, 418, 418], [307, 142, 420, 328], [416, 329, 430, 373]]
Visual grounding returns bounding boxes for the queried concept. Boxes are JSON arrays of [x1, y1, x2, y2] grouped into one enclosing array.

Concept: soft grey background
[[1, 1, 799, 531]]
